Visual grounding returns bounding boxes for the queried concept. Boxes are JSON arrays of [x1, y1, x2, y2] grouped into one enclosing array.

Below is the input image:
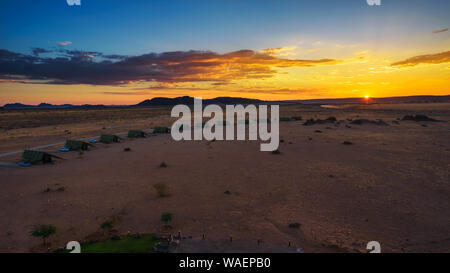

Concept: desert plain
[[0, 102, 449, 253]]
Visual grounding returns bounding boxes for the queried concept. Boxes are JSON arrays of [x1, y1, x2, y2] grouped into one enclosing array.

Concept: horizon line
[[2, 94, 450, 107]]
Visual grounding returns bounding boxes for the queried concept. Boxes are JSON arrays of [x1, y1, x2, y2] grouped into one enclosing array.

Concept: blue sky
[[1, 0, 449, 55]]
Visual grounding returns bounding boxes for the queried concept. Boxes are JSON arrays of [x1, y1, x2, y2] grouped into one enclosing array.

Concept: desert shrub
[[161, 213, 173, 225], [124, 147, 131, 152], [159, 162, 167, 168], [303, 116, 336, 126], [100, 220, 114, 230], [153, 182, 171, 197], [402, 115, 438, 122], [30, 224, 56, 245]]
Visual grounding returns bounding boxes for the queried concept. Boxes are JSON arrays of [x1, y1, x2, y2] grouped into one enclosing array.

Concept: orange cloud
[[259, 46, 297, 57], [390, 50, 450, 67]]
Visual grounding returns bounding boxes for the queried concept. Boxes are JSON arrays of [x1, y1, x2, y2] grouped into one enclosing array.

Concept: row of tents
[[20, 128, 170, 165]]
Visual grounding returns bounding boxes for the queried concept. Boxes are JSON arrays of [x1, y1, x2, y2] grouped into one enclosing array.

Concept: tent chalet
[[128, 130, 146, 138], [22, 150, 62, 164], [152, 127, 170, 134], [100, 134, 120, 144], [64, 140, 91, 151]]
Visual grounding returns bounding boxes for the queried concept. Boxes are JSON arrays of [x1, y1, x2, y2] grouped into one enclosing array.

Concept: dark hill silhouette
[[136, 96, 264, 106], [2, 103, 112, 109]]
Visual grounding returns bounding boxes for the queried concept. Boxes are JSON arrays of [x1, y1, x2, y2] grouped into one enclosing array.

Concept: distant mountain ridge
[[2, 103, 121, 109], [136, 96, 264, 106], [3, 95, 449, 109]]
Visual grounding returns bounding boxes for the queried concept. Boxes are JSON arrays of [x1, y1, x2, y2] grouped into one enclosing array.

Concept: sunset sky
[[0, 0, 449, 105]]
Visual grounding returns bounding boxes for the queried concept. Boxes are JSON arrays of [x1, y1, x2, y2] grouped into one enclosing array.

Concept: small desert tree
[[100, 220, 114, 235], [30, 224, 56, 246], [161, 213, 173, 226]]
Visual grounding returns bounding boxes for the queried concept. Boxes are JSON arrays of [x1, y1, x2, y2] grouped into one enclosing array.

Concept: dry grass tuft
[[153, 182, 171, 198]]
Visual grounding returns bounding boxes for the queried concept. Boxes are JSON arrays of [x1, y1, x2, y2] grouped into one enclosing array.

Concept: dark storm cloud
[[0, 48, 341, 86]]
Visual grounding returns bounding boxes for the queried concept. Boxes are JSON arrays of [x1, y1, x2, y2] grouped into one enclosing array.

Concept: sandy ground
[[0, 107, 171, 154], [0, 103, 449, 253]]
